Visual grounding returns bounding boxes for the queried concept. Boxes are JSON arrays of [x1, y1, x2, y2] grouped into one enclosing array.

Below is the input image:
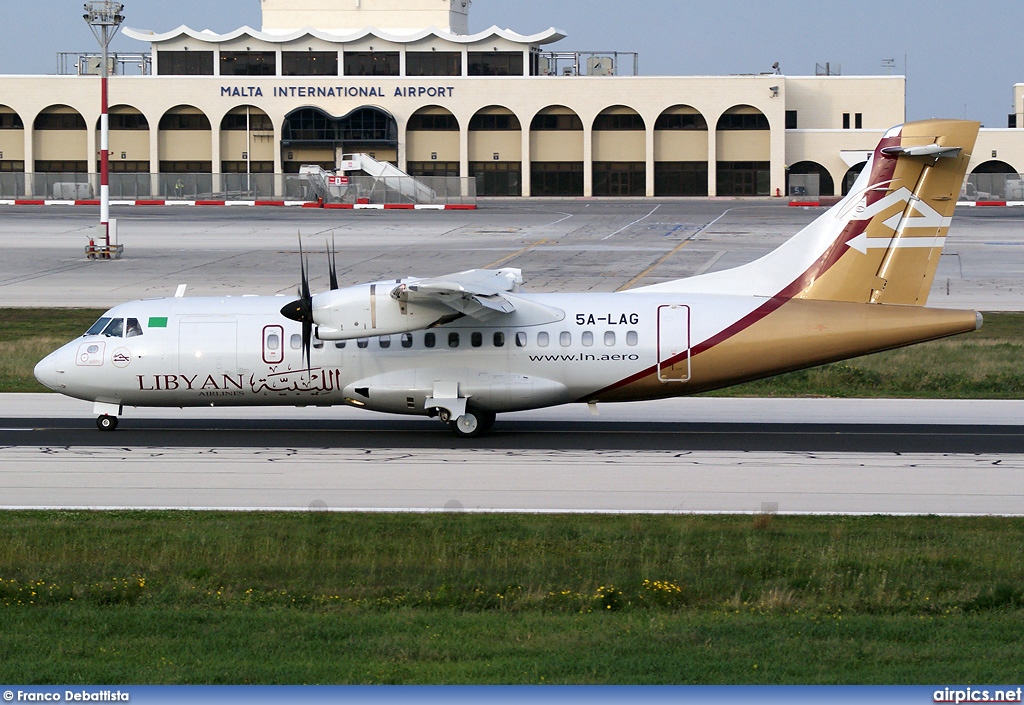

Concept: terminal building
[[1, 0, 1023, 201]]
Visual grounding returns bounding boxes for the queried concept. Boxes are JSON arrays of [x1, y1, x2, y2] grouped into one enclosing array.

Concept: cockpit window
[[101, 318, 124, 338], [86, 317, 111, 336], [126, 318, 143, 338]]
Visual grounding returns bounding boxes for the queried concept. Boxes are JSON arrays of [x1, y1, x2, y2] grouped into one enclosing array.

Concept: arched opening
[[529, 105, 583, 196], [33, 105, 87, 175], [716, 105, 770, 196], [220, 106, 275, 196], [158, 105, 213, 197], [787, 160, 835, 198], [842, 162, 866, 196], [968, 160, 1020, 200], [469, 105, 522, 196], [281, 106, 397, 172], [655, 105, 708, 196], [0, 105, 25, 196], [593, 106, 645, 196], [92, 105, 151, 197], [407, 106, 459, 177]]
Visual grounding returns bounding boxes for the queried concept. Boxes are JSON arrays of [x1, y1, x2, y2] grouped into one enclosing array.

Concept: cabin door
[[657, 304, 691, 383]]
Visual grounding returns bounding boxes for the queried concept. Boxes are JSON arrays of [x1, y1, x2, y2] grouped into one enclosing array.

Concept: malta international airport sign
[[220, 85, 457, 100]]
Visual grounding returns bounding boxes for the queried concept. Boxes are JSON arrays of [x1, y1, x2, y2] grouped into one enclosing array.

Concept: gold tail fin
[[798, 119, 979, 305]]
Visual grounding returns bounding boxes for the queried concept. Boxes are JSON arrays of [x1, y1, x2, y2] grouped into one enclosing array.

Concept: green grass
[[1, 511, 1023, 683], [4, 308, 1024, 397]]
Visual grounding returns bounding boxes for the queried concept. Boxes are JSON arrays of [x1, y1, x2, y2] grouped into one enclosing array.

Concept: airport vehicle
[[35, 119, 981, 437]]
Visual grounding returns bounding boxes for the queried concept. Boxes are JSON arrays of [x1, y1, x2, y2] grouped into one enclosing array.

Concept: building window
[[469, 113, 521, 131], [717, 161, 770, 196], [530, 113, 583, 131], [531, 162, 583, 197], [0, 161, 25, 172], [159, 161, 213, 173], [33, 113, 86, 130], [222, 161, 274, 173], [785, 110, 798, 129], [221, 113, 274, 131], [407, 51, 461, 76], [344, 52, 399, 76], [593, 162, 646, 197], [593, 113, 645, 130], [158, 113, 211, 131], [98, 161, 150, 173], [855, 113, 863, 129], [407, 161, 459, 177], [654, 113, 707, 130], [468, 51, 523, 76], [470, 162, 521, 197], [105, 113, 148, 130], [407, 113, 459, 131], [654, 162, 708, 197], [842, 112, 851, 130], [282, 51, 338, 76], [35, 161, 87, 173], [717, 113, 769, 130], [220, 51, 276, 76], [157, 51, 214, 76], [0, 113, 25, 129]]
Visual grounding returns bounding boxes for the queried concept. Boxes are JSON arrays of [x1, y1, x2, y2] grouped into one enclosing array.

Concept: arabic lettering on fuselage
[[136, 369, 344, 396], [250, 368, 344, 395]]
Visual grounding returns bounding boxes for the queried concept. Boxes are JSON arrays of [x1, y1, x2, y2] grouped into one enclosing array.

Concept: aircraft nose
[[33, 352, 61, 391]]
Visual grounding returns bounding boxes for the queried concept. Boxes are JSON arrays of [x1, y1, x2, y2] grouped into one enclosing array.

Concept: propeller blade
[[280, 233, 315, 373], [328, 234, 339, 291]]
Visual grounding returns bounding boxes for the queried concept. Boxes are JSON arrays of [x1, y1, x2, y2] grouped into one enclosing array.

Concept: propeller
[[327, 233, 339, 291], [279, 235, 314, 372]]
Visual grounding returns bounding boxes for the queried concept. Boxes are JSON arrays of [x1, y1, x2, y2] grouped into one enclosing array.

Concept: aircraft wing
[[395, 268, 523, 320]]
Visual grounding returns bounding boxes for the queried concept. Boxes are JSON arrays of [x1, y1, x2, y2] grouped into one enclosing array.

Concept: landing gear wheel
[[450, 411, 482, 438], [96, 414, 118, 432], [449, 408, 495, 438]]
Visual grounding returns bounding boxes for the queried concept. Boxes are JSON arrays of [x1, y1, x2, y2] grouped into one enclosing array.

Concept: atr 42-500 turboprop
[[36, 119, 982, 437]]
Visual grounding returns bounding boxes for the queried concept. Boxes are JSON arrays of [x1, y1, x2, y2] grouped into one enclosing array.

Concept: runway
[[3, 395, 1024, 515]]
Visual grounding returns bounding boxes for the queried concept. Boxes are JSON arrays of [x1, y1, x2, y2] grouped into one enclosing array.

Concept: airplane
[[35, 118, 982, 437]]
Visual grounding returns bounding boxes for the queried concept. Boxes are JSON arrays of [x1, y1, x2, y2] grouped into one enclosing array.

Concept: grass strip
[[3, 308, 1023, 398], [0, 511, 1022, 683]]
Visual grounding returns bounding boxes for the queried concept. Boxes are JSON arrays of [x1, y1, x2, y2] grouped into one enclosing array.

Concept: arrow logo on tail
[[846, 233, 945, 255]]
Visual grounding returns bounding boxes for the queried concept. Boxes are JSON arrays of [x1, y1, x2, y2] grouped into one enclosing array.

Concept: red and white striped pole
[[84, 2, 124, 253]]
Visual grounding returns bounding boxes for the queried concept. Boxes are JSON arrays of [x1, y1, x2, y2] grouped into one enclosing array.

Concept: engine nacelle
[[311, 281, 450, 341]]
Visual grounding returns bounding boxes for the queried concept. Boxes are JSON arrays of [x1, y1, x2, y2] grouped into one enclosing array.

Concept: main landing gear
[[437, 407, 497, 438], [96, 414, 119, 432]]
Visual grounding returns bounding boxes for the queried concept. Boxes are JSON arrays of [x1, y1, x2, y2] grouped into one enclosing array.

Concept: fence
[[0, 172, 477, 206]]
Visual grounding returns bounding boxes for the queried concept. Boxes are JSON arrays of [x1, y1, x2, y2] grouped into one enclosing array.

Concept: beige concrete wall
[[783, 76, 904, 130], [530, 131, 583, 161], [407, 130, 459, 161], [654, 131, 708, 161], [0, 131, 25, 160], [262, 0, 470, 33], [34, 130, 87, 161], [592, 131, 645, 161], [716, 131, 769, 161], [158, 131, 213, 161], [105, 131, 150, 161], [468, 131, 521, 161]]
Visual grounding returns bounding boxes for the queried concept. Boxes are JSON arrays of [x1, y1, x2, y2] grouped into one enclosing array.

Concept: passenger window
[[626, 331, 638, 346], [493, 332, 505, 348], [560, 331, 571, 347], [582, 331, 594, 347], [379, 335, 391, 349], [424, 332, 436, 348], [313, 335, 324, 349], [401, 333, 413, 348], [537, 331, 549, 347], [335, 341, 346, 349], [126, 318, 143, 338], [290, 334, 302, 350], [448, 332, 460, 348], [605, 331, 616, 346], [515, 332, 527, 347], [471, 332, 483, 348], [86, 317, 111, 336], [102, 318, 124, 338], [357, 338, 369, 349], [267, 333, 280, 350]]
